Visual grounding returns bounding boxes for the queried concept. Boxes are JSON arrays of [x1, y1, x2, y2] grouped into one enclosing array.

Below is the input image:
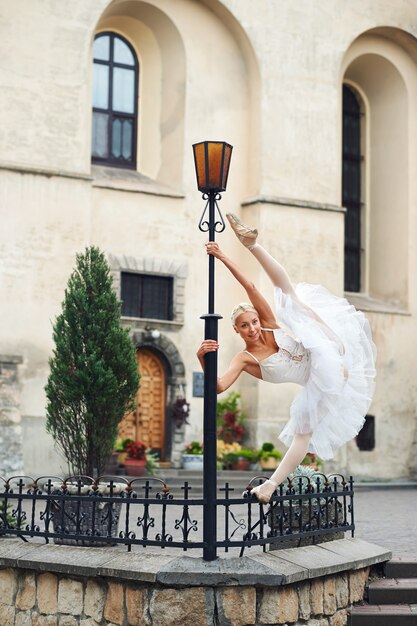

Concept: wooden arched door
[[118, 348, 166, 459]]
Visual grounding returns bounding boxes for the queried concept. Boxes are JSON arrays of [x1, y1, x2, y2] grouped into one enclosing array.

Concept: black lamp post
[[192, 140, 233, 561]]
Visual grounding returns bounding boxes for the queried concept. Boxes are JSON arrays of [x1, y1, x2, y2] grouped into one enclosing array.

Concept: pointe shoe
[[226, 213, 258, 249], [250, 479, 279, 504]]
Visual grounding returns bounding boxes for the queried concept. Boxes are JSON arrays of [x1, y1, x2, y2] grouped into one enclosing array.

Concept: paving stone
[[14, 613, 31, 626], [31, 614, 58, 626], [0, 540, 38, 566], [349, 567, 369, 603], [270, 544, 355, 579], [0, 603, 15, 626], [385, 560, 417, 578], [17, 544, 116, 577], [329, 609, 348, 625], [320, 538, 391, 570], [298, 580, 311, 620], [125, 586, 147, 626], [58, 577, 84, 615], [217, 586, 256, 626], [99, 551, 176, 583], [149, 587, 214, 626], [248, 551, 309, 584], [310, 577, 324, 615], [58, 617, 78, 626], [335, 573, 349, 608], [157, 554, 290, 587], [323, 576, 336, 615], [37, 572, 58, 614], [258, 586, 298, 624], [0, 567, 18, 605], [84, 579, 106, 621], [349, 604, 416, 626], [104, 581, 124, 625], [368, 577, 417, 604], [15, 571, 36, 611]]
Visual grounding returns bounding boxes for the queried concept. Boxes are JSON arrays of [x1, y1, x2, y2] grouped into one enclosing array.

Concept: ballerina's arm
[[205, 242, 277, 327], [197, 341, 247, 393]]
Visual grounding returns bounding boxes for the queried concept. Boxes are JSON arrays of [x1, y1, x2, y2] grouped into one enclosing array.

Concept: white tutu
[[276, 283, 376, 460]]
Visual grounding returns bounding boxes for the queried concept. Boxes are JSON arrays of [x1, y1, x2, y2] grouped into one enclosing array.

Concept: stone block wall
[[0, 564, 372, 626]]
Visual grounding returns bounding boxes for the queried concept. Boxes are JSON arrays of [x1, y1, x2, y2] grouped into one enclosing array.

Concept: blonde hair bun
[[231, 302, 258, 324]]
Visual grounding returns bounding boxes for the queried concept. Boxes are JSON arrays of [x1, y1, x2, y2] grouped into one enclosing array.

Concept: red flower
[[126, 441, 147, 460], [217, 411, 245, 443]]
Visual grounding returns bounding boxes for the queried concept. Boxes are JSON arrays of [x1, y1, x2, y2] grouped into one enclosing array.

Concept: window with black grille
[[92, 32, 138, 169], [121, 273, 173, 320], [342, 85, 362, 293], [356, 414, 375, 451]]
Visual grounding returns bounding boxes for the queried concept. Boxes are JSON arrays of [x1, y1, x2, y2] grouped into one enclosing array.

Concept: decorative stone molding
[[131, 331, 186, 384], [92, 165, 184, 198], [0, 355, 24, 475], [241, 194, 346, 213]]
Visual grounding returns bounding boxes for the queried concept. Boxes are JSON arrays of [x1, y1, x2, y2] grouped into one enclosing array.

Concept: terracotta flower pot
[[260, 457, 279, 471], [231, 458, 251, 471], [124, 458, 147, 476]]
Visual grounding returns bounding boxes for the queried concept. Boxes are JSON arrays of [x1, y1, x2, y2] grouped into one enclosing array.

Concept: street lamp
[[192, 140, 233, 561]]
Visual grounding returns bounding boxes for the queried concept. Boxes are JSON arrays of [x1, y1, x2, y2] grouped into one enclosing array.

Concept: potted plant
[[124, 441, 148, 476], [44, 247, 140, 543], [301, 453, 323, 470], [182, 441, 204, 471], [216, 391, 245, 443], [216, 440, 242, 470], [114, 438, 134, 466], [268, 466, 343, 548], [224, 447, 258, 471], [259, 442, 283, 470]]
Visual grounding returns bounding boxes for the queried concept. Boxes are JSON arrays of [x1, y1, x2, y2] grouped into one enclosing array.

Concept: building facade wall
[[0, 0, 416, 479]]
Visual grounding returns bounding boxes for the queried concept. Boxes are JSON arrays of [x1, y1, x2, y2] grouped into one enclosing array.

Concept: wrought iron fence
[[0, 473, 354, 556]]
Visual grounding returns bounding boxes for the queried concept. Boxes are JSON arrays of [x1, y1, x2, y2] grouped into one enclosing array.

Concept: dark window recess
[[356, 414, 375, 451], [92, 32, 138, 169], [121, 273, 173, 320], [342, 85, 362, 293]]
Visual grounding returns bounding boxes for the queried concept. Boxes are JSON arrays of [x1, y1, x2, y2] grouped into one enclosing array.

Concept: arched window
[[342, 85, 363, 293], [92, 32, 138, 169]]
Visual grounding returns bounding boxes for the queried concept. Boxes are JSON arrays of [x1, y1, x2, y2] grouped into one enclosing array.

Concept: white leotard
[[243, 328, 311, 385]]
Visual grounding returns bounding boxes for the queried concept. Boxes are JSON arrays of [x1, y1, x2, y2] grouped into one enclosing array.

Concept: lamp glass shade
[[193, 141, 233, 192]]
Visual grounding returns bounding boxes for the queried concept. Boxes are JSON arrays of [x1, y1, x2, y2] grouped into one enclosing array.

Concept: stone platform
[[0, 537, 391, 625]]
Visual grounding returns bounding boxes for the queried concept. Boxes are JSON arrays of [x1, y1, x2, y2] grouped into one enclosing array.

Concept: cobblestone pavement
[[353, 488, 417, 559]]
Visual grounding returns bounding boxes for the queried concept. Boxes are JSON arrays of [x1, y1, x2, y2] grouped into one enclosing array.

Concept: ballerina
[[197, 213, 376, 504]]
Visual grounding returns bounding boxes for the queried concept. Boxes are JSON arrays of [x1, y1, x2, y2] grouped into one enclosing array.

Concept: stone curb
[[0, 537, 391, 587]]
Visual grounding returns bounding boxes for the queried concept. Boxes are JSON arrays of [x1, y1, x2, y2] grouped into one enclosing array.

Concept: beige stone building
[[1, 0, 416, 479]]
